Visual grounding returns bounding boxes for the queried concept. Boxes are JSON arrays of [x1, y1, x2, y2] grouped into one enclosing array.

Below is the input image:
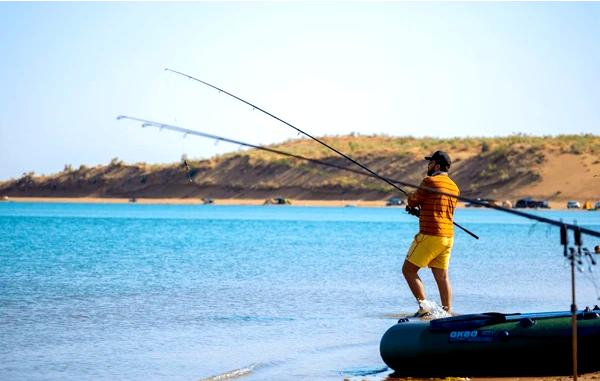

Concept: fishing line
[[527, 221, 540, 236], [180, 131, 187, 163], [169, 68, 193, 183], [569, 249, 600, 301], [559, 242, 600, 301], [582, 266, 600, 302]]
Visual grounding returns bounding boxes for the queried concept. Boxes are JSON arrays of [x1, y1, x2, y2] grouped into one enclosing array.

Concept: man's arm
[[407, 178, 430, 207]]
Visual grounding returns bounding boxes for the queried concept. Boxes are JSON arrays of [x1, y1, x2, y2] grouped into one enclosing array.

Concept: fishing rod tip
[[116, 115, 125, 120]]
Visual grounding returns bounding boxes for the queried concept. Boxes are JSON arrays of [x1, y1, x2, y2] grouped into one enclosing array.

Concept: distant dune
[[1, 134, 599, 205]]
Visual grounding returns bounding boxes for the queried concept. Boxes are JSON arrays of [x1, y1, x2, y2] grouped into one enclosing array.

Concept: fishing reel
[[183, 159, 193, 183], [405, 206, 421, 218]]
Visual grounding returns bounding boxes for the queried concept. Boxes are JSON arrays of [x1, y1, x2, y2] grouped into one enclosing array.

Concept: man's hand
[[407, 191, 420, 208], [406, 205, 421, 217]]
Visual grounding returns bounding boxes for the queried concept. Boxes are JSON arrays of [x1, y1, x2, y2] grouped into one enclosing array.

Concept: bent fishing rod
[[117, 116, 406, 181], [116, 117, 453, 205], [119, 115, 600, 240], [164, 68, 481, 239], [161, 69, 600, 239], [119, 114, 471, 210], [164, 69, 409, 194], [119, 113, 477, 239]]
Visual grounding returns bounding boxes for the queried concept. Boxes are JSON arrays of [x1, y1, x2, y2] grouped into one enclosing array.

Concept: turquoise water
[[1, 202, 600, 380]]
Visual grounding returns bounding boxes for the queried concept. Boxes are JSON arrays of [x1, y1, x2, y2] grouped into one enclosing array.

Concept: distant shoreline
[[3, 137, 599, 211], [1, 197, 388, 207], [1, 196, 591, 211]]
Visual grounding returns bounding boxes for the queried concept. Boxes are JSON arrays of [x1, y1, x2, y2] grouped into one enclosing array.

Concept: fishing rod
[[117, 114, 467, 215], [164, 69, 409, 195], [164, 68, 481, 240], [164, 69, 600, 239], [115, 117, 443, 200], [117, 116, 407, 182], [163, 69, 600, 239], [118, 114, 478, 239], [118, 115, 600, 240]]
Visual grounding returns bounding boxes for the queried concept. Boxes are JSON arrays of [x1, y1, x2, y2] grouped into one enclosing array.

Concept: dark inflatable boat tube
[[380, 309, 600, 377]]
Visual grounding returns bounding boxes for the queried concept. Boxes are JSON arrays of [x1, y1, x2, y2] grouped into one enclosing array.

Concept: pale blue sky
[[1, 2, 599, 180]]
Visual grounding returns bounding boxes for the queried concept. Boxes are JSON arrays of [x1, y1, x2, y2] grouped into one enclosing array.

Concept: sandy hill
[[1, 134, 599, 204]]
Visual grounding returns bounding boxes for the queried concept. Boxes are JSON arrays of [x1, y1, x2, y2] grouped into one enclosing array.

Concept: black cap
[[425, 150, 451, 167]]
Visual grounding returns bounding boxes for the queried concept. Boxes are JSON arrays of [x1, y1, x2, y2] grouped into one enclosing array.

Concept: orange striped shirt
[[408, 173, 460, 237]]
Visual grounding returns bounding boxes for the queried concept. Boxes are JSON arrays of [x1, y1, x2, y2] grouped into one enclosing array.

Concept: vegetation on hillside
[[1, 134, 598, 200], [237, 133, 600, 162]]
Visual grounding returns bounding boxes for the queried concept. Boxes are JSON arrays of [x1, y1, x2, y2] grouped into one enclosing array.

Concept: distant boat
[[386, 197, 405, 206], [514, 197, 549, 209], [264, 197, 291, 205]]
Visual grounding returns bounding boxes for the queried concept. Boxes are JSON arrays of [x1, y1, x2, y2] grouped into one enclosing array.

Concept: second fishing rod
[[164, 68, 478, 239], [117, 115, 600, 240]]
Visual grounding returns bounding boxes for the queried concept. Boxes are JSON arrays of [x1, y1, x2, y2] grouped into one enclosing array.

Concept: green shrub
[[481, 142, 490, 153]]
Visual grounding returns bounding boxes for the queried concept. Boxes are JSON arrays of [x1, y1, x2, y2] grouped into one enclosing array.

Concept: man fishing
[[402, 151, 460, 317]]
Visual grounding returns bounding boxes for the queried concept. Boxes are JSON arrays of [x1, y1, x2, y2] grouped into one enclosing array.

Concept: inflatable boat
[[380, 307, 600, 377]]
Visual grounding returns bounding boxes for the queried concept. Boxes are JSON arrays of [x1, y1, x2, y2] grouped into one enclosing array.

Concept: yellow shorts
[[406, 233, 454, 270]]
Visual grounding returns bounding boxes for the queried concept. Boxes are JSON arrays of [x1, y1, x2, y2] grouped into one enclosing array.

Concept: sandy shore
[[1, 197, 589, 210]]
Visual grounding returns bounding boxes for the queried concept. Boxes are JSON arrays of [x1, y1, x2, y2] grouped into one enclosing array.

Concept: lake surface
[[1, 203, 600, 380]]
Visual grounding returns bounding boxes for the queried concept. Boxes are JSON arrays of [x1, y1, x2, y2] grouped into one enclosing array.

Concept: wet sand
[[338, 369, 600, 381], [384, 375, 600, 381]]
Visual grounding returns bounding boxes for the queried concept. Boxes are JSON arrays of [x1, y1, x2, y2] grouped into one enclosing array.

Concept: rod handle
[[561, 224, 568, 245], [574, 226, 582, 246]]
